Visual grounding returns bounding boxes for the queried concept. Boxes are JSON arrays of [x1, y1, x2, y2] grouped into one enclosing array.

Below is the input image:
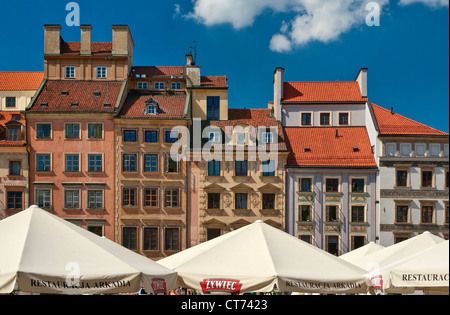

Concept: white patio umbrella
[[159, 220, 370, 294], [389, 241, 449, 294], [0, 206, 177, 295], [346, 232, 445, 294], [340, 242, 385, 262]]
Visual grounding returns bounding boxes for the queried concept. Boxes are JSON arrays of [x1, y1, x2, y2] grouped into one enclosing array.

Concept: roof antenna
[[188, 41, 197, 65], [391, 106, 394, 115]]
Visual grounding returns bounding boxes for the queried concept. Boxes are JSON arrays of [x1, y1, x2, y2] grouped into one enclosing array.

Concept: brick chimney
[[186, 54, 201, 87], [80, 25, 92, 55], [43, 24, 62, 55]]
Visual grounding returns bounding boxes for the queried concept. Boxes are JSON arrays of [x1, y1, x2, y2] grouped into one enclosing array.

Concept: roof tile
[[0, 72, 44, 91], [119, 93, 187, 119], [283, 81, 367, 103]]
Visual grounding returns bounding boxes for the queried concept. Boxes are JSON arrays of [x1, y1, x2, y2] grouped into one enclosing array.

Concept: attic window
[[70, 103, 79, 108], [40, 102, 48, 108], [304, 148, 312, 153], [93, 91, 101, 97], [146, 104, 157, 115], [12, 115, 20, 121], [61, 91, 69, 96], [103, 103, 112, 108], [353, 147, 360, 152]]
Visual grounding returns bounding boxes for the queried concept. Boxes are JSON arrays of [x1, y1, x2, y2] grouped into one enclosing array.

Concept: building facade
[[371, 103, 449, 245], [25, 25, 131, 240]]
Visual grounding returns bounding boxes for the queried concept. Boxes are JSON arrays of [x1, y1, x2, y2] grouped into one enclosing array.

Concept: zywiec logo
[[151, 278, 167, 295], [200, 279, 243, 294]]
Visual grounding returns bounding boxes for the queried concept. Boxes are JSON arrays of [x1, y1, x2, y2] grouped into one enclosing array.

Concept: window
[[351, 178, 365, 193], [351, 236, 366, 251], [65, 124, 80, 139], [144, 188, 159, 208], [88, 123, 103, 139], [235, 161, 248, 176], [208, 193, 221, 209], [143, 227, 159, 251], [7, 192, 22, 210], [144, 154, 158, 173], [138, 82, 148, 90], [208, 161, 221, 176], [65, 66, 75, 79], [262, 160, 275, 177], [8, 128, 20, 141], [166, 155, 179, 173], [444, 144, 449, 158], [446, 169, 449, 189], [123, 154, 137, 172], [122, 227, 137, 251], [421, 205, 434, 224], [445, 203, 449, 225], [144, 130, 159, 143], [165, 189, 180, 208], [123, 188, 137, 207], [36, 154, 51, 172], [171, 82, 182, 90], [399, 143, 412, 157], [36, 189, 51, 209], [165, 130, 179, 143], [299, 205, 312, 222], [320, 113, 331, 126], [421, 169, 434, 188], [207, 229, 221, 241], [155, 82, 165, 90], [326, 205, 339, 222], [165, 228, 180, 251], [326, 235, 339, 256], [429, 144, 441, 157], [386, 143, 397, 157], [415, 143, 426, 157], [36, 124, 51, 139], [209, 131, 221, 143], [262, 194, 276, 210], [64, 190, 80, 209], [9, 161, 21, 176], [88, 154, 103, 172], [65, 154, 80, 172], [6, 97, 16, 108], [396, 204, 410, 223], [299, 235, 312, 244], [325, 178, 339, 193], [299, 178, 312, 192], [87, 225, 104, 237], [301, 113, 312, 126], [351, 206, 365, 223], [339, 113, 349, 126], [235, 193, 248, 210], [207, 96, 220, 120], [146, 105, 157, 115], [123, 130, 137, 143], [96, 67, 107, 79], [396, 169, 409, 187], [88, 190, 103, 209], [262, 132, 273, 144], [236, 133, 246, 145]]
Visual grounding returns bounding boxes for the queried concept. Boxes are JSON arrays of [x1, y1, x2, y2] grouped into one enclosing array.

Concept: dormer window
[[236, 132, 246, 145], [262, 132, 273, 144], [146, 105, 157, 115], [61, 91, 69, 96]]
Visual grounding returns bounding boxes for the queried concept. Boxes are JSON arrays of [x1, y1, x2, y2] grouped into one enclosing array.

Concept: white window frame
[[155, 82, 165, 90], [262, 132, 273, 144], [171, 82, 182, 90], [96, 67, 107, 79], [65, 66, 76, 79], [146, 104, 157, 115], [138, 82, 148, 90], [385, 143, 397, 157], [399, 143, 412, 157], [415, 143, 427, 157], [429, 144, 441, 157]]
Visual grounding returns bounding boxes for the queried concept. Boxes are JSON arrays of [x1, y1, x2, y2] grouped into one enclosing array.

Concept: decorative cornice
[[380, 189, 449, 199]]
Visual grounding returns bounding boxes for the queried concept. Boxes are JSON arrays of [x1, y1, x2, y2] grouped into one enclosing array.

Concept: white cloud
[[398, 0, 449, 8], [186, 0, 447, 52]]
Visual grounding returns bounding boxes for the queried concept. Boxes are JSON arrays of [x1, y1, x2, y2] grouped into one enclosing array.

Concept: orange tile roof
[[29, 80, 124, 113], [119, 93, 187, 119], [283, 81, 368, 103], [284, 127, 377, 167], [371, 103, 449, 136], [60, 42, 113, 56], [201, 76, 228, 88], [0, 72, 44, 91]]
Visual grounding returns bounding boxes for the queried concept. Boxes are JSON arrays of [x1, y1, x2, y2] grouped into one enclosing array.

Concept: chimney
[[112, 25, 134, 71], [80, 25, 92, 55], [355, 68, 368, 98], [273, 67, 285, 122], [186, 54, 201, 87], [43, 24, 62, 55]]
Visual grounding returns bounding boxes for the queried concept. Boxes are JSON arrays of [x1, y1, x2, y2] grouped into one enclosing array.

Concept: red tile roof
[[119, 93, 187, 119], [29, 80, 124, 113], [0, 72, 44, 91], [60, 42, 113, 56], [283, 81, 368, 103], [0, 111, 26, 147], [201, 76, 228, 88], [371, 103, 449, 136], [284, 127, 377, 167]]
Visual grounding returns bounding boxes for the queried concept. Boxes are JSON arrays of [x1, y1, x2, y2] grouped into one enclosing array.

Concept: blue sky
[[0, 0, 448, 132]]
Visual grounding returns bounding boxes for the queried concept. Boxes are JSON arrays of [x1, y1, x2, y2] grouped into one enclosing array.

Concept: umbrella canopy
[[389, 241, 449, 290], [0, 206, 177, 295], [340, 242, 385, 262], [345, 232, 445, 293], [159, 220, 370, 294]]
